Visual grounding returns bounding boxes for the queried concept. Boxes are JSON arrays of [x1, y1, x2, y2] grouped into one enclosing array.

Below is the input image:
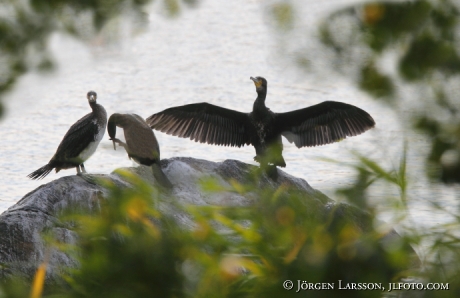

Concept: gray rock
[[0, 157, 409, 282]]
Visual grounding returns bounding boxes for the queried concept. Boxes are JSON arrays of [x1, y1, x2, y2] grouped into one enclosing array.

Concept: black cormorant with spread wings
[[146, 77, 375, 169], [28, 91, 107, 179], [108, 113, 173, 189]]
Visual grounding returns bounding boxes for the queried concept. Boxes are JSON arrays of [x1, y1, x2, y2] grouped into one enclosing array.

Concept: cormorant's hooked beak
[[250, 77, 262, 88], [87, 91, 97, 102], [109, 138, 117, 151]]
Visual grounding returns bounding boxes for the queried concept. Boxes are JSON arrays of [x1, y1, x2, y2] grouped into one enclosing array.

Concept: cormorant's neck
[[89, 101, 99, 111], [89, 101, 108, 125], [253, 89, 267, 111], [107, 118, 117, 139], [90, 102, 106, 116]]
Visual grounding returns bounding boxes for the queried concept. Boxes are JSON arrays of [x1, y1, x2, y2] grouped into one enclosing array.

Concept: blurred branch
[[270, 0, 460, 184], [0, 0, 196, 119]]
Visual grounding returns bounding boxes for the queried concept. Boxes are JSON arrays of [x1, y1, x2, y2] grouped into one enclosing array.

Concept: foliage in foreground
[[0, 154, 459, 297], [0, 168, 422, 297]]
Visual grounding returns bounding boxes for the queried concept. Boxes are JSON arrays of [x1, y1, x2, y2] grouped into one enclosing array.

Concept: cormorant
[[28, 91, 107, 179], [107, 113, 173, 189], [146, 76, 375, 169]]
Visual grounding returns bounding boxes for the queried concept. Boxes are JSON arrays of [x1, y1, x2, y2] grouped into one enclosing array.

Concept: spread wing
[[276, 101, 375, 148], [146, 103, 252, 147], [54, 113, 100, 159]]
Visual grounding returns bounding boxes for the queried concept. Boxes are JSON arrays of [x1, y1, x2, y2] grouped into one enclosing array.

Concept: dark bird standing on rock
[[108, 113, 173, 189], [146, 77, 375, 172], [28, 91, 107, 179]]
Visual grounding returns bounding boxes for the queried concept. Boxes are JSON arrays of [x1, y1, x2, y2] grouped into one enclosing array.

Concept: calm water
[[0, 0, 458, 229]]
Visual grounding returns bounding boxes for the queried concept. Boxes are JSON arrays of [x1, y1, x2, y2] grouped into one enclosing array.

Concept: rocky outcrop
[[0, 157, 406, 282]]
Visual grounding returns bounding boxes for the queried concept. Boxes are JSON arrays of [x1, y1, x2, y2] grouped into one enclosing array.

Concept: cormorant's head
[[87, 91, 97, 103], [250, 77, 267, 93]]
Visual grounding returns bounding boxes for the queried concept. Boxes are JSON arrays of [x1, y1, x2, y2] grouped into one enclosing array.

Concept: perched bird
[[146, 76, 375, 170], [28, 91, 107, 180], [107, 113, 173, 189]]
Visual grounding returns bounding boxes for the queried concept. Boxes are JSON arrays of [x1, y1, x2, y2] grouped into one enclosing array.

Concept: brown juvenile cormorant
[[108, 113, 173, 189], [28, 91, 107, 179], [146, 77, 375, 169]]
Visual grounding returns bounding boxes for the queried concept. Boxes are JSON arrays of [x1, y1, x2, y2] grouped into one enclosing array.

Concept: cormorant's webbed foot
[[265, 164, 278, 181], [76, 164, 87, 176], [256, 162, 279, 181]]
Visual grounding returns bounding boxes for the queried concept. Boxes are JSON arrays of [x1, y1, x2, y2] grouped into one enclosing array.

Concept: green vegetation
[[0, 169, 416, 298], [1, 159, 459, 297], [317, 0, 460, 183]]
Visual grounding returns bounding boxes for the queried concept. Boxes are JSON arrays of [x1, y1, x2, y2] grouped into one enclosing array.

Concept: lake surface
[[1, 0, 458, 231]]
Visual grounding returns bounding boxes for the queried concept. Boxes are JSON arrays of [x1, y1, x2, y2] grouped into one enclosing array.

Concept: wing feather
[[53, 112, 101, 160], [277, 101, 375, 148], [146, 102, 251, 147]]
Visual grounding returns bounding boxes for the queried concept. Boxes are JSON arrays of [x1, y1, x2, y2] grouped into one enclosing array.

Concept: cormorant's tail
[[151, 163, 173, 190], [27, 163, 54, 180]]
